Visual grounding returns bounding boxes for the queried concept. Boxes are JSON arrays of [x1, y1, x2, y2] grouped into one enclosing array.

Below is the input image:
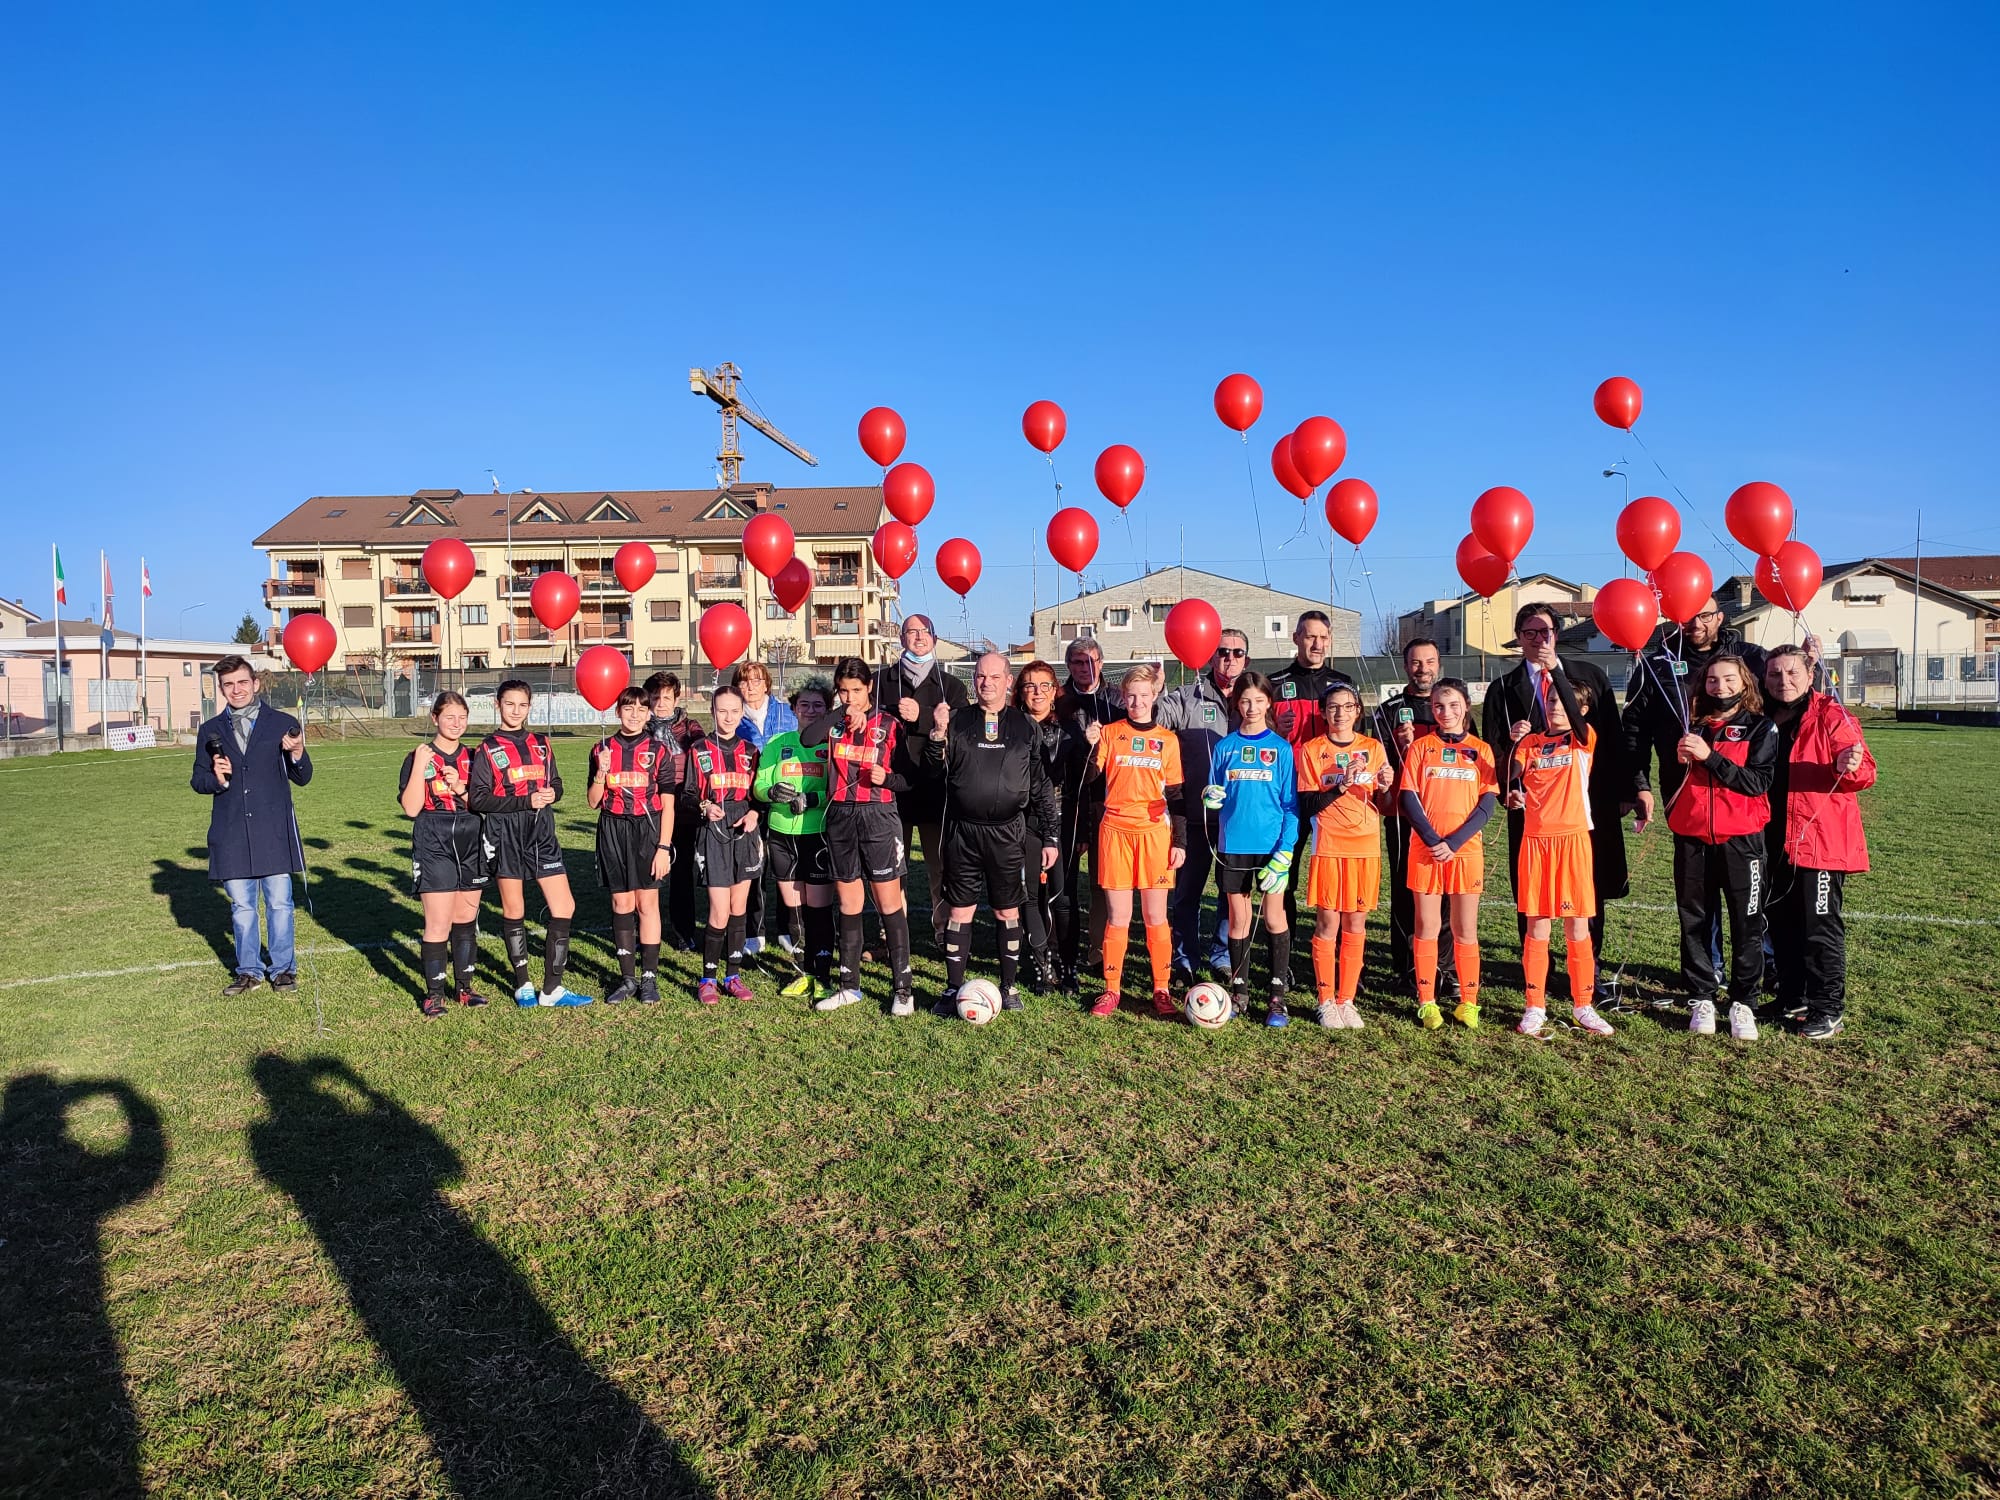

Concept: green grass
[[1, 724, 1997, 1498]]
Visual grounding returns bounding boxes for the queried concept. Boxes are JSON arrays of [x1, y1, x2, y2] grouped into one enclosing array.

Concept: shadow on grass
[[248, 1056, 708, 1499], [299, 857, 423, 990], [0, 1075, 165, 1498], [152, 854, 234, 969]]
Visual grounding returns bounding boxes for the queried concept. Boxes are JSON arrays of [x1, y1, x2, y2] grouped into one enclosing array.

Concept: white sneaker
[[1729, 1002, 1759, 1041], [1572, 1005, 1615, 1036], [890, 990, 914, 1017], [1689, 999, 1717, 1035], [776, 934, 799, 958], [813, 987, 864, 1012], [742, 936, 765, 957], [1316, 1002, 1340, 1030], [1336, 1002, 1364, 1030], [1516, 1006, 1546, 1036]]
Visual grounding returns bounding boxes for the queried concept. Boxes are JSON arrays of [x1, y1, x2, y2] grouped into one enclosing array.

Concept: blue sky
[[5, 3, 1995, 649]]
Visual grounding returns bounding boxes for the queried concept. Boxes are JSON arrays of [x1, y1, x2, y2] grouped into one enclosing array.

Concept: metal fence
[[1906, 650, 1998, 709]]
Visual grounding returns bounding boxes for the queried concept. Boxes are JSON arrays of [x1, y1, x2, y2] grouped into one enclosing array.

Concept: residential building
[[1876, 556, 2000, 652], [0, 598, 41, 641], [1028, 567, 1359, 664], [252, 482, 899, 680], [1397, 573, 1600, 655]]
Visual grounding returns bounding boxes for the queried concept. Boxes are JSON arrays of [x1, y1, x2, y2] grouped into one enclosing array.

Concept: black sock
[[838, 911, 864, 989], [421, 938, 451, 999], [613, 910, 638, 983], [724, 914, 746, 978], [997, 915, 1022, 994], [943, 919, 969, 992], [805, 903, 835, 981], [640, 941, 660, 980], [543, 916, 571, 991], [501, 917, 532, 988], [787, 901, 807, 954], [884, 907, 913, 992], [703, 921, 725, 980], [1267, 927, 1291, 997], [450, 920, 478, 995], [1228, 934, 1251, 987]]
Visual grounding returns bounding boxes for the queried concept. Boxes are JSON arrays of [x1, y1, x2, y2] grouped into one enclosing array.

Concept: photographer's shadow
[[248, 1056, 707, 1498]]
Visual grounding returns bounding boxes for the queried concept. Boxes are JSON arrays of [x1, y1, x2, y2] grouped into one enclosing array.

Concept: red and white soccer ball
[[1185, 982, 1232, 1029], [956, 979, 1002, 1025]]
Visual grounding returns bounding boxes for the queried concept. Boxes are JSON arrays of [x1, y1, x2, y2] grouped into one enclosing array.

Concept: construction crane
[[689, 363, 819, 486]]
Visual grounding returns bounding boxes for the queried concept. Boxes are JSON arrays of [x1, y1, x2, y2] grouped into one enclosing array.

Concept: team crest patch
[[697, 750, 714, 771], [1442, 747, 1457, 764], [1148, 737, 1164, 753], [1258, 748, 1277, 766], [637, 750, 655, 769], [489, 746, 509, 768], [1282, 681, 1297, 697], [1724, 726, 1745, 741], [871, 726, 888, 743], [1239, 746, 1257, 763]]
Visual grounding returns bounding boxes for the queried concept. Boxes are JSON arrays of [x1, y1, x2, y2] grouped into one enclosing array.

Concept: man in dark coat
[[873, 614, 970, 943], [190, 655, 312, 994], [1481, 602, 1629, 968]]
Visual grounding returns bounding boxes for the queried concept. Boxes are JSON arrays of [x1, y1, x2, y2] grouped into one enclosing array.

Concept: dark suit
[[191, 700, 312, 977]]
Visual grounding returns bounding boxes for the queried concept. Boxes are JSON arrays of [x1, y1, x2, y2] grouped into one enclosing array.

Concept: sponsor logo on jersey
[[1429, 766, 1478, 782], [1228, 767, 1274, 783]]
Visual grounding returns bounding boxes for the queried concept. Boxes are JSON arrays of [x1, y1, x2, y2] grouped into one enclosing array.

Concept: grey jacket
[[1157, 674, 1238, 774]]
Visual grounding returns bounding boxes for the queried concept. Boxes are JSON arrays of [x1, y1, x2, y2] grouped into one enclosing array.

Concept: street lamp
[[179, 603, 207, 635], [1601, 466, 1630, 506]]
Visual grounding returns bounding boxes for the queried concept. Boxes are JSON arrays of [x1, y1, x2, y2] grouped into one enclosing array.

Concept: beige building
[[1029, 566, 1360, 664], [0, 598, 41, 641], [253, 482, 899, 679], [1398, 573, 1600, 656]]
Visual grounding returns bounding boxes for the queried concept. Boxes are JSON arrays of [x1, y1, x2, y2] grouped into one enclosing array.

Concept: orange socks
[[1413, 938, 1438, 1005], [1102, 926, 1128, 996], [1337, 930, 1365, 1003], [1521, 937, 1550, 1010], [1453, 941, 1481, 1003], [1567, 937, 1597, 1007], [1144, 923, 1173, 992], [1312, 935, 1337, 1002]]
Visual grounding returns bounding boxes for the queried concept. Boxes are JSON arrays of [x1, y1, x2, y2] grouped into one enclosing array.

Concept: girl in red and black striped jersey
[[683, 684, 763, 1004], [466, 680, 589, 1007], [587, 686, 678, 1005], [397, 691, 489, 1018], [798, 656, 916, 1014]]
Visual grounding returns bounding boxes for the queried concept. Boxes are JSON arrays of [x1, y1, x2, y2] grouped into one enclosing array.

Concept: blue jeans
[[224, 875, 295, 976]]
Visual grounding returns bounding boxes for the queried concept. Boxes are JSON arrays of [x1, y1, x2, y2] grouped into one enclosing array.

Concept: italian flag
[[53, 546, 66, 605]]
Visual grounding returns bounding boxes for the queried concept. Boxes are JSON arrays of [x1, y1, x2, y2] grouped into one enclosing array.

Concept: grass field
[[2, 722, 1997, 1499]]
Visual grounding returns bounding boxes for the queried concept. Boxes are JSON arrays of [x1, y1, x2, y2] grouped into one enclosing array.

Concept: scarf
[[900, 650, 936, 687]]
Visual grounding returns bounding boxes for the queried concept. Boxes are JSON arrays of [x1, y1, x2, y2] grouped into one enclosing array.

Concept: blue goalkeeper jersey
[[1208, 730, 1299, 858]]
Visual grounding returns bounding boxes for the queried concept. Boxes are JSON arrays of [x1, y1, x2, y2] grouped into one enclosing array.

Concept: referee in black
[[924, 652, 1061, 1014]]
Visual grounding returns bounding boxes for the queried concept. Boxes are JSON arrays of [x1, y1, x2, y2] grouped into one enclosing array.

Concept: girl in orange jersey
[[1081, 665, 1187, 1017], [1396, 677, 1499, 1030], [1505, 676, 1616, 1037], [1295, 683, 1396, 1030]]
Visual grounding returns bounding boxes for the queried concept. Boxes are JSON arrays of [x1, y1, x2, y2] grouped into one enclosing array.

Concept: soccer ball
[[1185, 982, 1232, 1029], [956, 979, 1002, 1025]]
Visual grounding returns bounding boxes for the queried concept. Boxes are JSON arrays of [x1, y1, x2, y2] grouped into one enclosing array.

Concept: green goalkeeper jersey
[[751, 730, 831, 836]]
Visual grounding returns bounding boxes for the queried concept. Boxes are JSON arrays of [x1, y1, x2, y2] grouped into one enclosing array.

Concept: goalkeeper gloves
[[1257, 850, 1293, 894], [1201, 784, 1226, 810]]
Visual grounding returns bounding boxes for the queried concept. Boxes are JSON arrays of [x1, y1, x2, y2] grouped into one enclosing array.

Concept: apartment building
[[253, 482, 899, 677]]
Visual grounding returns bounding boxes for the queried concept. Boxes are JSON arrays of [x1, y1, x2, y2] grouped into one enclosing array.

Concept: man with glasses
[[1159, 628, 1248, 976]]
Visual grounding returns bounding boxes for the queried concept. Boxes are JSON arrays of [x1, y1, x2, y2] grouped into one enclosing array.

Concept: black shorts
[[1216, 852, 1267, 897], [694, 823, 764, 889], [481, 808, 566, 883], [826, 801, 906, 884], [412, 811, 488, 894], [767, 828, 832, 886], [595, 812, 665, 892], [942, 817, 1028, 909]]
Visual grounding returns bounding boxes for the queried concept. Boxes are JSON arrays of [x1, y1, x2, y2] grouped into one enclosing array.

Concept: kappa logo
[[1815, 869, 1831, 916], [1747, 858, 1763, 916]]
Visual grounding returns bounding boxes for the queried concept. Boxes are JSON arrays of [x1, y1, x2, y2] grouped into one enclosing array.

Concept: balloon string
[[1046, 452, 1064, 507], [1238, 434, 1272, 587], [1277, 485, 1313, 551], [1627, 427, 1752, 575]]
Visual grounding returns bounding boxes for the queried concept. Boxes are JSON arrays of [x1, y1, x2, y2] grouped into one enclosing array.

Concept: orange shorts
[[1406, 835, 1485, 896], [1516, 832, 1596, 919], [1097, 822, 1175, 891], [1306, 854, 1380, 913]]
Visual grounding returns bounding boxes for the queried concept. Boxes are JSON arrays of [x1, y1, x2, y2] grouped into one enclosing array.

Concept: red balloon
[[1289, 416, 1347, 489], [1616, 496, 1681, 573], [1022, 400, 1066, 454], [1756, 541, 1823, 614], [936, 537, 982, 596], [1593, 376, 1643, 431], [1325, 478, 1379, 546], [1455, 534, 1510, 599], [1726, 482, 1795, 557], [1651, 550, 1715, 625], [1163, 598, 1221, 671], [1591, 577, 1659, 652], [743, 513, 795, 580], [871, 521, 919, 580], [613, 541, 657, 593], [574, 644, 630, 711], [1470, 486, 1535, 562], [1094, 445, 1145, 509], [281, 613, 336, 675], [882, 462, 935, 526], [421, 538, 475, 601], [529, 571, 580, 630], [697, 602, 752, 671], [1046, 507, 1099, 574], [858, 406, 906, 468], [772, 557, 813, 613], [1271, 435, 1312, 499], [1213, 374, 1263, 432]]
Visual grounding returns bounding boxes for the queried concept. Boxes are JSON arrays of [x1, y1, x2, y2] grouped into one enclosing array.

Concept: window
[[1266, 616, 1287, 639], [1058, 619, 1081, 638], [766, 601, 792, 619], [660, 551, 680, 572], [460, 604, 488, 625], [582, 496, 636, 524], [1079, 623, 1096, 639], [463, 654, 488, 670], [324, 508, 346, 518], [1147, 602, 1170, 623], [650, 599, 682, 622], [341, 557, 372, 581], [650, 648, 686, 666], [182, 661, 194, 677], [1105, 607, 1131, 630], [342, 606, 374, 629]]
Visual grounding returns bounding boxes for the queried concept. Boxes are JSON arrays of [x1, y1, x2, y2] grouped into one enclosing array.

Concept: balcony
[[692, 569, 745, 594], [580, 575, 626, 594], [812, 619, 862, 637], [813, 566, 860, 587], [574, 619, 633, 645], [264, 577, 324, 602], [387, 625, 439, 645], [502, 622, 553, 643], [384, 577, 434, 597]]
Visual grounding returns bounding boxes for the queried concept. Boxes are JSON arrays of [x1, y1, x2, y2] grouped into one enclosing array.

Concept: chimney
[[1736, 577, 1755, 609]]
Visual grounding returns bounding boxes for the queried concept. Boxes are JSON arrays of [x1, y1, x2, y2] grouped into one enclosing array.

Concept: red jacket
[[1774, 693, 1875, 872], [1667, 710, 1777, 842]]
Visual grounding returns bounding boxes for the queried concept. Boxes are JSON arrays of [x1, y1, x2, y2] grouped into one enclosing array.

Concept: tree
[[233, 612, 262, 645]]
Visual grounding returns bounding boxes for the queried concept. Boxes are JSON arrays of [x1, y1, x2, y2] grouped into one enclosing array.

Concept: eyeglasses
[[1022, 680, 1056, 693], [1692, 609, 1723, 623], [1518, 627, 1554, 639], [1216, 648, 1247, 659]]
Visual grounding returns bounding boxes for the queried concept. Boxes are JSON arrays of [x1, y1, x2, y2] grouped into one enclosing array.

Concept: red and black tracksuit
[[1768, 693, 1876, 1024], [1667, 707, 1778, 1007]]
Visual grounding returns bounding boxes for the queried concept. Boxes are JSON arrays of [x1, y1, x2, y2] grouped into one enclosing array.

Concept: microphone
[[205, 734, 231, 787]]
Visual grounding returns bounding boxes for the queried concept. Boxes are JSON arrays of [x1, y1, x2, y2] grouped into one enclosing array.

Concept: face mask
[[1706, 691, 1743, 716]]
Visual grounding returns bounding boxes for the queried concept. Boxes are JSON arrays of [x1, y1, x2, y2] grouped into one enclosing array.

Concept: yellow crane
[[689, 363, 819, 486]]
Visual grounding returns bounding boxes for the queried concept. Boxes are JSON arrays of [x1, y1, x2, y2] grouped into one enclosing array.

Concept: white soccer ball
[[955, 978, 1002, 1025], [1185, 982, 1232, 1029]]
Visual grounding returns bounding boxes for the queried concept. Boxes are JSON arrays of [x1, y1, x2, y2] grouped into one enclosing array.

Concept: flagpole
[[140, 557, 149, 729], [52, 545, 64, 752], [101, 548, 112, 749]]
